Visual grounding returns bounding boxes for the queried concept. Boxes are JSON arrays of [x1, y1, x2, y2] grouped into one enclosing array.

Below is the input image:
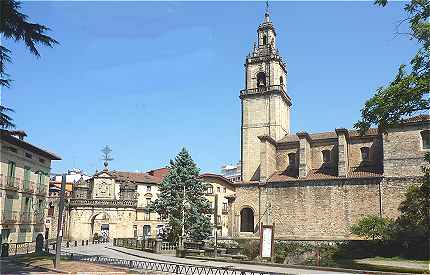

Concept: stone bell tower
[[240, 8, 291, 182]]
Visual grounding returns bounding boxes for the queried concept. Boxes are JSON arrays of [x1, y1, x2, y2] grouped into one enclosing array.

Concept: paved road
[[62, 243, 359, 275]]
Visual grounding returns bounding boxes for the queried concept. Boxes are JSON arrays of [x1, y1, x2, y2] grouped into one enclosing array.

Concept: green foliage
[[151, 148, 211, 242], [350, 215, 394, 240], [237, 239, 260, 260], [355, 0, 430, 134], [394, 152, 430, 242], [0, 0, 58, 129]]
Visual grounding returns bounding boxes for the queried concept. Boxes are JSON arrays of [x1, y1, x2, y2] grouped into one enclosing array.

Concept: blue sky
[[2, 1, 417, 175]]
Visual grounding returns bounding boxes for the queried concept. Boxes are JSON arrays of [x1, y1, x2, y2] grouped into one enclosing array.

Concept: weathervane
[[101, 145, 114, 170], [265, 1, 270, 16]]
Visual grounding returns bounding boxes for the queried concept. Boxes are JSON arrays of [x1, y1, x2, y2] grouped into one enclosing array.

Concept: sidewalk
[[0, 253, 162, 274]]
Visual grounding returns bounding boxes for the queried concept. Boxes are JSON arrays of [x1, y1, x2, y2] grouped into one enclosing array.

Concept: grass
[[371, 256, 430, 264], [334, 259, 430, 274]]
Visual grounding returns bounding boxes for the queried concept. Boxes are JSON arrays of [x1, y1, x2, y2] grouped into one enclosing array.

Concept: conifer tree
[[151, 148, 212, 242]]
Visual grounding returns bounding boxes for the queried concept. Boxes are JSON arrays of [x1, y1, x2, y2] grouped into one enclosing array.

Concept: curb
[[184, 255, 426, 275]]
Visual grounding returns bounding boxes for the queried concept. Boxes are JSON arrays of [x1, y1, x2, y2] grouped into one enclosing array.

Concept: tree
[[151, 148, 212, 242], [0, 0, 58, 129], [354, 0, 429, 134], [350, 215, 394, 240], [395, 152, 430, 240]]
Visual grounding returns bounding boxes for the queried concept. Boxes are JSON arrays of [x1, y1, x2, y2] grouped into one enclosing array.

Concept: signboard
[[259, 224, 274, 259]]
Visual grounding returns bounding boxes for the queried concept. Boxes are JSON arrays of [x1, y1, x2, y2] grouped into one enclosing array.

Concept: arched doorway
[[240, 207, 254, 232], [91, 213, 110, 240]]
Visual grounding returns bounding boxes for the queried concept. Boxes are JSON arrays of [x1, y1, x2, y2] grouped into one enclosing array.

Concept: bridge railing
[[114, 237, 177, 254], [64, 252, 278, 275]]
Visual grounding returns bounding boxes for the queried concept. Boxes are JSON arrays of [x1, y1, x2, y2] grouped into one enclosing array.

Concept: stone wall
[[383, 125, 429, 177], [231, 176, 421, 240]]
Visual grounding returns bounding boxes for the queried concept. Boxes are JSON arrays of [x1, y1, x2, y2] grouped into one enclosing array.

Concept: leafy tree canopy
[[354, 0, 430, 134], [0, 0, 58, 129], [151, 148, 212, 242], [350, 215, 394, 240]]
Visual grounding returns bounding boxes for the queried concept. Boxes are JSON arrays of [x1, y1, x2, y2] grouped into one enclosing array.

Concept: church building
[[229, 9, 429, 240]]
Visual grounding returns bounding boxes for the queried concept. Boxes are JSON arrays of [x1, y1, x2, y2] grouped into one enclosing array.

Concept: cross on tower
[[101, 145, 114, 170]]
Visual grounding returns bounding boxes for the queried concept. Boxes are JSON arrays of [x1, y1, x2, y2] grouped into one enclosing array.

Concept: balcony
[[19, 212, 33, 224], [3, 176, 20, 191], [36, 185, 47, 196], [69, 198, 137, 208], [2, 211, 18, 224], [34, 213, 45, 224], [22, 181, 35, 194]]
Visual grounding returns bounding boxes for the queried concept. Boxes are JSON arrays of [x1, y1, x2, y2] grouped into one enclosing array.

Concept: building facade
[[221, 162, 241, 183], [230, 10, 430, 240], [0, 130, 60, 243]]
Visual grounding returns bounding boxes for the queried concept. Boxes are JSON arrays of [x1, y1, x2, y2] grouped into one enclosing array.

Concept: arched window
[[421, 130, 430, 150], [257, 72, 266, 87], [360, 147, 370, 161], [262, 34, 267, 45], [280, 76, 284, 87], [288, 153, 296, 167], [240, 207, 254, 232], [322, 150, 331, 163]]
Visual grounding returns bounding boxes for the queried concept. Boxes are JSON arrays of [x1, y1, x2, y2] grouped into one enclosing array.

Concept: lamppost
[[54, 174, 66, 270]]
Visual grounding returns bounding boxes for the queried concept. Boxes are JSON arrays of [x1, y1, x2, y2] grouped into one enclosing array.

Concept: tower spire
[[265, 1, 270, 22]]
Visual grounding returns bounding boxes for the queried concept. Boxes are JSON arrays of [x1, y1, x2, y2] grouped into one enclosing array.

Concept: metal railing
[[22, 180, 35, 194], [4, 176, 20, 191], [65, 253, 278, 275], [2, 211, 18, 224], [6, 241, 37, 256], [69, 198, 137, 208], [36, 184, 47, 196]]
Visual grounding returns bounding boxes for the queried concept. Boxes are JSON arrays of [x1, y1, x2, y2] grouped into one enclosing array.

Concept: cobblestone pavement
[[62, 243, 358, 275]]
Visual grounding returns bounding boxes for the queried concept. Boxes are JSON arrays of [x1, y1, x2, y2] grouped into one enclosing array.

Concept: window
[[322, 150, 331, 163], [25, 152, 32, 159], [144, 212, 151, 221], [421, 130, 430, 150], [7, 161, 16, 178], [288, 153, 296, 167], [8, 147, 17, 153], [262, 34, 267, 45], [147, 185, 151, 192], [222, 202, 228, 212], [361, 147, 370, 161], [257, 72, 266, 87], [39, 158, 45, 164], [207, 185, 213, 194], [217, 187, 221, 193], [223, 187, 226, 193], [280, 76, 284, 87], [146, 198, 151, 206]]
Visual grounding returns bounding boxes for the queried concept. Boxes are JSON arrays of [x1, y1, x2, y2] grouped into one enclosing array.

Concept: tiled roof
[[112, 171, 161, 184], [268, 165, 382, 182], [279, 115, 429, 144], [147, 167, 170, 180], [199, 173, 235, 188], [401, 114, 430, 123], [279, 129, 378, 144], [0, 129, 61, 160]]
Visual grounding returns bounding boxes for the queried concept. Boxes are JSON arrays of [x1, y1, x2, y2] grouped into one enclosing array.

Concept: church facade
[[229, 11, 429, 240]]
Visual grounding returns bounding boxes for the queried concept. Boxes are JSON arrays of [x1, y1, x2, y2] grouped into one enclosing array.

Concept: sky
[[1, 1, 418, 175]]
